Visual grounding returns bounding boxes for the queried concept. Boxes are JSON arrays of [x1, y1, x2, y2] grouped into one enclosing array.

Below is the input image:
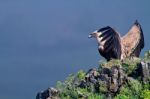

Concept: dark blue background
[[0, 0, 150, 99]]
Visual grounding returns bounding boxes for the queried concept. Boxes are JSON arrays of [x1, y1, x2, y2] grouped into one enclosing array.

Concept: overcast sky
[[0, 0, 150, 99]]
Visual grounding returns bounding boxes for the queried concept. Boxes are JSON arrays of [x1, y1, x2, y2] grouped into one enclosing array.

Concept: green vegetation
[[144, 50, 150, 61], [100, 58, 141, 75], [76, 70, 86, 81], [121, 58, 141, 75], [54, 51, 150, 99], [56, 74, 150, 99], [100, 59, 121, 68], [56, 71, 104, 99], [144, 50, 150, 59], [140, 89, 150, 99], [115, 78, 142, 99]]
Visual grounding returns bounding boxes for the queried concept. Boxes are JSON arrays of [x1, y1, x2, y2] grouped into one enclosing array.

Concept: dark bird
[[88, 20, 144, 61]]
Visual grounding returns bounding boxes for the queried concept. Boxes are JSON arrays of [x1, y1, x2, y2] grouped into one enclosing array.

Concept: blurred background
[[0, 0, 150, 99]]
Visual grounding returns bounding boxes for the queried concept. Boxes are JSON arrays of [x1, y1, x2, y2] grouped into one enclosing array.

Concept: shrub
[[140, 89, 150, 99]]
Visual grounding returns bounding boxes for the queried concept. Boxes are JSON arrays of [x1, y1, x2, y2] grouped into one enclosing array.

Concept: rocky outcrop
[[36, 59, 150, 99], [139, 61, 150, 83], [79, 66, 126, 96], [36, 87, 59, 99]]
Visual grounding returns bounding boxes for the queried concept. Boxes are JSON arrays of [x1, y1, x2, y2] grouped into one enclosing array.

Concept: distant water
[[0, 46, 100, 99]]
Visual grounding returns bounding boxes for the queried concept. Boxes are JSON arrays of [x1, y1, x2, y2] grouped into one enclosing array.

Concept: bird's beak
[[88, 30, 98, 38], [88, 33, 93, 38]]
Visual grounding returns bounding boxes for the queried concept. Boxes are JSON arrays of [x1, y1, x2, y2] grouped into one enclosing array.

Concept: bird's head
[[88, 30, 101, 38]]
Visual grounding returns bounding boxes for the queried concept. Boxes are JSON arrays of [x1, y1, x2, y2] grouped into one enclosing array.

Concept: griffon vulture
[[88, 20, 144, 61]]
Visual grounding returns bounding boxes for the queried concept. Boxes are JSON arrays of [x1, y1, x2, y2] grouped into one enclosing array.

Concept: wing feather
[[101, 31, 112, 42], [98, 26, 122, 61], [121, 20, 144, 57]]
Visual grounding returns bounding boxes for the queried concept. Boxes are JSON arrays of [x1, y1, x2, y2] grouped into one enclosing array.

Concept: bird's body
[[89, 20, 144, 61]]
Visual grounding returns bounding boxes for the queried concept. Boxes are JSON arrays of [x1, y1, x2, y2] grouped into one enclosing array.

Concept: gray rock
[[140, 61, 150, 83], [36, 87, 59, 99], [79, 65, 127, 96]]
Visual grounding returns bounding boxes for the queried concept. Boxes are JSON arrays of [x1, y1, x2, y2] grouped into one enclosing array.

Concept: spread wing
[[98, 26, 122, 61], [121, 20, 144, 58]]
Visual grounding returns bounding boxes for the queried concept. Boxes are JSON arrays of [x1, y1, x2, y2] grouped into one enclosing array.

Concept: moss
[[100, 57, 143, 74], [100, 59, 121, 69], [99, 58, 141, 75]]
